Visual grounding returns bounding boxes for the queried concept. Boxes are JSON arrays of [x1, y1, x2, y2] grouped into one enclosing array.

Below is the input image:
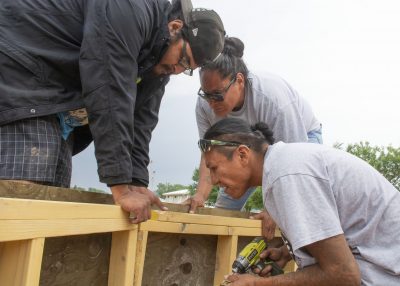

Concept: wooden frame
[[0, 197, 293, 286]]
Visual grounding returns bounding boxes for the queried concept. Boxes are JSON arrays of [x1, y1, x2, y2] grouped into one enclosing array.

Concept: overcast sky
[[72, 0, 400, 192]]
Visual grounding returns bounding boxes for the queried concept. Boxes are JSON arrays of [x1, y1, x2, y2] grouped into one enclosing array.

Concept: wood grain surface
[[141, 233, 218, 286], [1, 181, 259, 285], [40, 234, 111, 286]]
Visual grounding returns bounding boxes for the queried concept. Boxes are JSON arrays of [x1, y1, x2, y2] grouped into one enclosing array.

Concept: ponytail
[[251, 122, 275, 145]]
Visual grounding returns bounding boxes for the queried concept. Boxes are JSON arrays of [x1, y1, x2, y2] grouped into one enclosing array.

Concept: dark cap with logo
[[180, 0, 225, 66]]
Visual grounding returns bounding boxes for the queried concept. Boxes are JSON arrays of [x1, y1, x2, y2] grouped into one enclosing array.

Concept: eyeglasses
[[198, 138, 250, 152], [177, 41, 193, 76], [197, 76, 236, 102]]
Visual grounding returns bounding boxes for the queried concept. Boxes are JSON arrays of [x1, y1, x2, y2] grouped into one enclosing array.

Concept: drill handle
[[255, 259, 284, 276]]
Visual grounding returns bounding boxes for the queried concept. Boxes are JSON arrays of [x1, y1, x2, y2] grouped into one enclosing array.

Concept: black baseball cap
[[180, 0, 225, 66]]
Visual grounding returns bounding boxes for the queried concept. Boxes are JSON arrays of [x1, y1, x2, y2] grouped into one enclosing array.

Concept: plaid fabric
[[0, 116, 73, 187]]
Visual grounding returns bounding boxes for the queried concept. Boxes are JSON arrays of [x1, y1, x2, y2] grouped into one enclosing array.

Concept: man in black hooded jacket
[[0, 0, 225, 222]]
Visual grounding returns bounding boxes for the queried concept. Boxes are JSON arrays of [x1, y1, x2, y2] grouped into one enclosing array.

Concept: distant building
[[162, 189, 190, 204]]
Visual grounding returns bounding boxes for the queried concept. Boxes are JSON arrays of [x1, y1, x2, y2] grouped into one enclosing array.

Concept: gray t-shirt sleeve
[[265, 174, 344, 267]]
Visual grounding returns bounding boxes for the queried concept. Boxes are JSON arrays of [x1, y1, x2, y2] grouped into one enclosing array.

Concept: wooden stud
[[214, 235, 238, 286], [108, 230, 138, 286], [133, 231, 149, 286], [0, 238, 45, 286]]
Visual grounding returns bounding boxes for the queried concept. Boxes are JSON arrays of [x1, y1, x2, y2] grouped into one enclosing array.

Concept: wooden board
[[0, 181, 252, 219], [0, 180, 113, 204], [0, 238, 44, 286], [109, 230, 138, 286], [214, 235, 238, 285], [160, 203, 251, 219]]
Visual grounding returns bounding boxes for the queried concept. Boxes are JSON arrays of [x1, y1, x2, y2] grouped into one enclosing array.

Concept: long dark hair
[[200, 37, 249, 81], [204, 118, 275, 155]]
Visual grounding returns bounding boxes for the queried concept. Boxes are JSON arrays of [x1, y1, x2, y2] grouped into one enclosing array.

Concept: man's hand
[[253, 246, 291, 277], [128, 185, 167, 211], [183, 155, 213, 213], [250, 211, 276, 241], [110, 184, 167, 224], [182, 192, 206, 213], [223, 273, 263, 286]]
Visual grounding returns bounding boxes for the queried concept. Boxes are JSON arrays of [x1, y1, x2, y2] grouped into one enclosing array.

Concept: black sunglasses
[[178, 41, 193, 76], [198, 139, 250, 152], [197, 76, 236, 102]]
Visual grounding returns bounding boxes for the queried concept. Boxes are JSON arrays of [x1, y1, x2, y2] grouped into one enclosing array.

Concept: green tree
[[72, 185, 86, 191], [188, 168, 199, 196], [87, 187, 107, 194], [243, 187, 264, 211], [207, 186, 220, 206], [336, 141, 400, 190], [155, 183, 188, 197], [188, 168, 219, 206], [72, 185, 108, 193]]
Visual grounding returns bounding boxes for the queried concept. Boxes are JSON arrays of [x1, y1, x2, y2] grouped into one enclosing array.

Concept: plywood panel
[[40, 234, 111, 286], [141, 233, 217, 286]]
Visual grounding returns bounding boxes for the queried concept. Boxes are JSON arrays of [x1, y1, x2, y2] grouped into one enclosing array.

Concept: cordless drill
[[232, 237, 284, 275], [221, 237, 284, 285]]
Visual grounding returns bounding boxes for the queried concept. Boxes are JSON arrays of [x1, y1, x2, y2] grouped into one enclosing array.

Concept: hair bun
[[223, 37, 244, 58], [251, 122, 275, 144]]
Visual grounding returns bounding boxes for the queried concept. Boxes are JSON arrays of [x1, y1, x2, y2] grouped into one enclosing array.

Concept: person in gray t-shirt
[[185, 37, 322, 239], [199, 117, 400, 286]]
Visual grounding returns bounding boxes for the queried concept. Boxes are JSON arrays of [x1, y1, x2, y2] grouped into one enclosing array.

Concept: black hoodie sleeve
[[130, 75, 170, 187], [79, 0, 149, 185]]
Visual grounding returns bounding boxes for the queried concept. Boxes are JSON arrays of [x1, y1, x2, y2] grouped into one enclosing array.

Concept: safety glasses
[[197, 76, 236, 102], [198, 139, 250, 152]]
